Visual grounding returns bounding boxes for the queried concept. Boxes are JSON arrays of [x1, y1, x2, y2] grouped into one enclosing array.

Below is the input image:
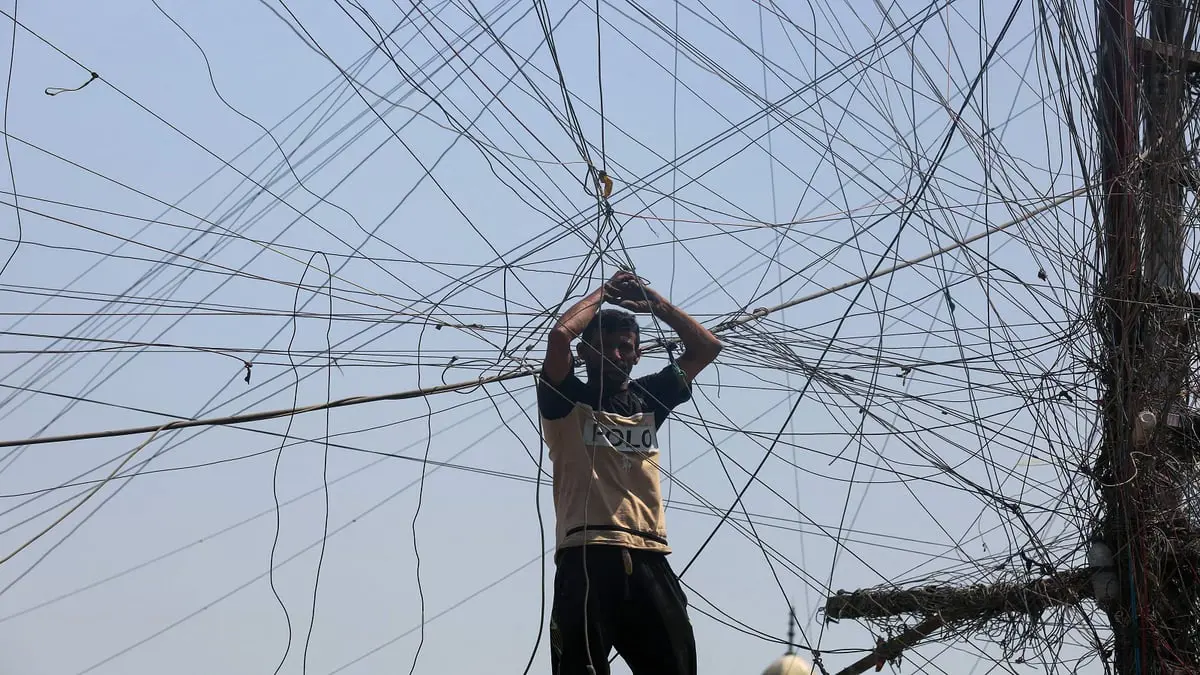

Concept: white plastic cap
[[763, 653, 815, 675]]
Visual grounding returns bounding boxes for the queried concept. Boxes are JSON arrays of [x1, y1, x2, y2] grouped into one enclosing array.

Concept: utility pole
[[1093, 0, 1143, 671], [1095, 0, 1199, 671], [821, 2, 1200, 673]]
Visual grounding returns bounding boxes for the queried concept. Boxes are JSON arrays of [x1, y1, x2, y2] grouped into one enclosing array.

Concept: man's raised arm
[[541, 284, 604, 385], [649, 296, 722, 383]]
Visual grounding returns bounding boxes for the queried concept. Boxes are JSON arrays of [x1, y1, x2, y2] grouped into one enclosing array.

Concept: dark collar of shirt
[[537, 365, 691, 428]]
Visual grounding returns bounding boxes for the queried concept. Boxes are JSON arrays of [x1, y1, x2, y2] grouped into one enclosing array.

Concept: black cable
[[0, 0, 20, 280], [300, 253, 334, 675]]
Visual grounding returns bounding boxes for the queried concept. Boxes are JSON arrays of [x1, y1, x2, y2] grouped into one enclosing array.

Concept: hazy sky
[[0, 2, 1098, 674]]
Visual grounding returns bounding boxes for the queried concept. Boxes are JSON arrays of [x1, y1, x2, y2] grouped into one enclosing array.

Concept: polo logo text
[[584, 420, 658, 454]]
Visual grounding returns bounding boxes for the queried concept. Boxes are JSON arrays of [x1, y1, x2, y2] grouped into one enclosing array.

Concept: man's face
[[578, 329, 640, 385]]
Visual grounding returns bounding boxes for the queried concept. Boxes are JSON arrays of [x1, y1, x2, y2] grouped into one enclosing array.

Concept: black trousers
[[550, 545, 697, 675]]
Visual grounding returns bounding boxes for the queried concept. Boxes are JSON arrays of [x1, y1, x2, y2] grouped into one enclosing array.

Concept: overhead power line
[[0, 185, 1085, 450]]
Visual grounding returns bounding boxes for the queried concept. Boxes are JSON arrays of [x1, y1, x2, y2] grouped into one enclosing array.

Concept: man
[[537, 269, 722, 675]]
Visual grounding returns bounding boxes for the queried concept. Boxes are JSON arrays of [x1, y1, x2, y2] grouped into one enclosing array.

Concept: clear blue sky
[[0, 1, 1101, 674]]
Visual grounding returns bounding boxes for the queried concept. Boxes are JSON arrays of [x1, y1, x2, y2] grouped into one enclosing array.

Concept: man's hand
[[604, 270, 658, 313]]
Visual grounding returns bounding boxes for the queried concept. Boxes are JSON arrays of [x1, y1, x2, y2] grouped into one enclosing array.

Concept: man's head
[[577, 308, 641, 386]]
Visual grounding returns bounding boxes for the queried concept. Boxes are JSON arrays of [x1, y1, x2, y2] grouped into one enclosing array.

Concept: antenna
[[787, 606, 796, 655]]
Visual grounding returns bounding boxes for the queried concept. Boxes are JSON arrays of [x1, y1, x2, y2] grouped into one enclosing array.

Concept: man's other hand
[[604, 270, 657, 313]]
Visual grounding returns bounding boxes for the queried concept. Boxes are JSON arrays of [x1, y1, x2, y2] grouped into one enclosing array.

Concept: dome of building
[[762, 653, 814, 675]]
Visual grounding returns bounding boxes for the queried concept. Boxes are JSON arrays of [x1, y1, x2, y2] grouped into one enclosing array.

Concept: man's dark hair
[[581, 308, 640, 345]]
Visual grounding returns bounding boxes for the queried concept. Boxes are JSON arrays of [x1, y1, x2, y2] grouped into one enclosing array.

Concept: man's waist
[[563, 523, 668, 546], [554, 540, 671, 566]]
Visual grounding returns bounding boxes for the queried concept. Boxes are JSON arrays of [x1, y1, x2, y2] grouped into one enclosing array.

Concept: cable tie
[[46, 71, 98, 96]]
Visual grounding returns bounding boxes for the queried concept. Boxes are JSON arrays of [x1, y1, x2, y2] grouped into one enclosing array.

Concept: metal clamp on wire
[[582, 164, 616, 216], [598, 170, 613, 198]]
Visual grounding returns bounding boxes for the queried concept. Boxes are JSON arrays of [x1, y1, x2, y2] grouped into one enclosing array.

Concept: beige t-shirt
[[538, 366, 691, 555], [542, 403, 669, 553]]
